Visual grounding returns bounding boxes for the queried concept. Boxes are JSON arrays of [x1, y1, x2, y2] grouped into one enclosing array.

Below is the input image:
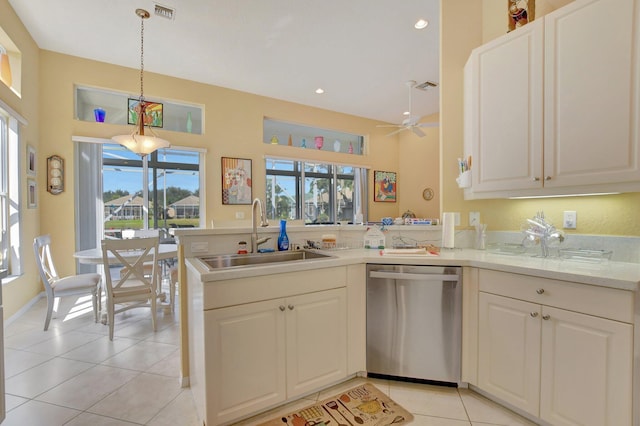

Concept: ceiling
[[8, 0, 440, 125]]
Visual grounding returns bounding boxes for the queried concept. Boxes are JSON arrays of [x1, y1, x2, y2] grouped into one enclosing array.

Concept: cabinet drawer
[[203, 266, 347, 310], [479, 269, 633, 323]]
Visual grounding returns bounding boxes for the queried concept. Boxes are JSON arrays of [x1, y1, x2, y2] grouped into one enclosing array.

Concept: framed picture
[[27, 144, 36, 176], [127, 98, 163, 128], [222, 157, 252, 205], [27, 178, 37, 208], [374, 170, 396, 202]]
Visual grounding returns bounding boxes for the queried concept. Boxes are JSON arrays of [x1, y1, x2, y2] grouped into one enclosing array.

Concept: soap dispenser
[[277, 219, 290, 251]]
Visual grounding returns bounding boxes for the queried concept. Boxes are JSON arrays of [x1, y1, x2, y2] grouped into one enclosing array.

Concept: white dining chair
[[101, 236, 159, 340], [33, 235, 101, 331]]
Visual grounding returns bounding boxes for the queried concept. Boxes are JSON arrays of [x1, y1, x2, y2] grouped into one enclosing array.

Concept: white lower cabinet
[[203, 287, 347, 425], [478, 270, 633, 425]]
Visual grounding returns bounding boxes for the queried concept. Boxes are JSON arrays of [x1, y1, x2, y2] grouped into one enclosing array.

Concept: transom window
[[265, 157, 367, 224]]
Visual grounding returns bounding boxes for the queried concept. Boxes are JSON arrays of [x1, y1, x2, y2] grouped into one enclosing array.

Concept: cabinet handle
[[533, 177, 541, 181], [530, 312, 539, 318], [536, 288, 545, 294], [279, 305, 285, 311], [288, 304, 294, 310], [542, 314, 551, 320], [545, 176, 552, 181]]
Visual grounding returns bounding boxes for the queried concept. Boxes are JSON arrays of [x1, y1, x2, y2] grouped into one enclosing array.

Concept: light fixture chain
[[139, 13, 144, 102]]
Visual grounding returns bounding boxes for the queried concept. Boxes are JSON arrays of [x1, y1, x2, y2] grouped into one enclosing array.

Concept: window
[[0, 106, 22, 275], [265, 157, 367, 224], [102, 144, 202, 238], [74, 140, 203, 274]]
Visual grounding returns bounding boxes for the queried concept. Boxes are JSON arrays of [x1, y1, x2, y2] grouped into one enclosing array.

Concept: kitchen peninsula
[[175, 226, 640, 426]]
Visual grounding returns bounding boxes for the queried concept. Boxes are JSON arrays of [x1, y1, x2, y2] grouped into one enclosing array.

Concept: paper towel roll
[[441, 212, 456, 248]]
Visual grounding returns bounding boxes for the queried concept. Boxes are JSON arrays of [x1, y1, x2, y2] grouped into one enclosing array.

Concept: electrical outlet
[[235, 211, 245, 219], [563, 211, 577, 229], [469, 212, 480, 227]]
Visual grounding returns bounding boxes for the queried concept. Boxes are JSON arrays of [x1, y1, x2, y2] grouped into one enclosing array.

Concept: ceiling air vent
[[415, 81, 438, 91], [154, 4, 175, 20]]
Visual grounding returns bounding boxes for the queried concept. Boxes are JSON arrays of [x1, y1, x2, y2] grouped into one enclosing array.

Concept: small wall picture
[[27, 144, 36, 176], [374, 170, 396, 202], [222, 157, 252, 205], [27, 178, 37, 208], [127, 99, 163, 128]]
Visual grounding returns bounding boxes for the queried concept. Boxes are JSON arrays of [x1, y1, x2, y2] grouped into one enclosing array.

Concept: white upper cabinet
[[464, 0, 640, 198]]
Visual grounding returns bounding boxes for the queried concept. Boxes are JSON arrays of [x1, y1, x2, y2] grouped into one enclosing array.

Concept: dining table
[[73, 243, 178, 314]]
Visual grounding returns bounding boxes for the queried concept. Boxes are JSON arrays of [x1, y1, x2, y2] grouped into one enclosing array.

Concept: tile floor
[[3, 293, 536, 426]]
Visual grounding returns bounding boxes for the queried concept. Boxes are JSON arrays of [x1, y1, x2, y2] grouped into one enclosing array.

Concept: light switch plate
[[469, 212, 480, 227], [563, 211, 577, 229]]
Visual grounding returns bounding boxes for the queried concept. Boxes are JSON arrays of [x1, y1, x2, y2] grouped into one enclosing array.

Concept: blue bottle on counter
[[277, 219, 290, 251]]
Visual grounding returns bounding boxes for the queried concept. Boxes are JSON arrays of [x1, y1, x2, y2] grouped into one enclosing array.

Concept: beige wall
[[38, 50, 407, 279], [441, 0, 640, 236], [0, 0, 42, 318]]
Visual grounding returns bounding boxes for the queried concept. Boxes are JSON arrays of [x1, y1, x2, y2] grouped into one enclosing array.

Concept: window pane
[[155, 148, 200, 165], [103, 144, 142, 162], [305, 176, 332, 223], [151, 167, 200, 229], [304, 162, 330, 174], [266, 174, 297, 220], [336, 177, 355, 221], [266, 158, 295, 171], [103, 165, 144, 238]]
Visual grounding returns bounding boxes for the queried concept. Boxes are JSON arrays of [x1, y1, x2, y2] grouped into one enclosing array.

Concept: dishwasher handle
[[369, 270, 460, 282]]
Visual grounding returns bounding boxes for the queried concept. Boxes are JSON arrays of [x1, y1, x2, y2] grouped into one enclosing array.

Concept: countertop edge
[[186, 249, 640, 291]]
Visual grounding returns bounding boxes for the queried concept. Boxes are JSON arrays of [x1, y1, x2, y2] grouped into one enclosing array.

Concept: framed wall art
[[127, 99, 163, 128], [27, 144, 36, 176], [374, 170, 396, 202], [222, 157, 252, 205], [27, 178, 37, 208]]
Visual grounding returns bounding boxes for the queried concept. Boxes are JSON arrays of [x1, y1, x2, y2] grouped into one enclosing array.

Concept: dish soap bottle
[[277, 219, 290, 251]]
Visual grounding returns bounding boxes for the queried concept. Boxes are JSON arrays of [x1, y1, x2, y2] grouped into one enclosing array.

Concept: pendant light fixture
[[112, 8, 170, 156]]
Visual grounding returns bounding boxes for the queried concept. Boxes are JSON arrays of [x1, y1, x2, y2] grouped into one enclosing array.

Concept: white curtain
[[73, 140, 103, 274]]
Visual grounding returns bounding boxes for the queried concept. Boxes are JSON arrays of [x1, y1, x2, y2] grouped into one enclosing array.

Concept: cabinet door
[[540, 306, 633, 426], [465, 18, 544, 193], [478, 292, 541, 416], [544, 0, 640, 188], [205, 299, 286, 424], [286, 288, 347, 397]]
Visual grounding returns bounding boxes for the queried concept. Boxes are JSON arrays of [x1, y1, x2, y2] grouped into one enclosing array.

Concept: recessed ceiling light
[[315, 88, 325, 94], [414, 19, 428, 30]]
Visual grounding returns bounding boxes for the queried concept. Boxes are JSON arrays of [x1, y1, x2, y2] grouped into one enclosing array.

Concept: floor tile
[[5, 357, 94, 399], [145, 347, 181, 377], [4, 393, 29, 412], [87, 372, 182, 424], [459, 390, 537, 426], [64, 412, 140, 425], [412, 414, 472, 425], [35, 364, 139, 410], [4, 348, 53, 378], [101, 339, 178, 371], [24, 329, 102, 356], [2, 399, 80, 426], [389, 381, 468, 421], [147, 388, 201, 426], [60, 335, 140, 364]]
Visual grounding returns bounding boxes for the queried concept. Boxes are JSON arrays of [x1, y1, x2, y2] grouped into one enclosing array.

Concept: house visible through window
[[265, 157, 367, 224]]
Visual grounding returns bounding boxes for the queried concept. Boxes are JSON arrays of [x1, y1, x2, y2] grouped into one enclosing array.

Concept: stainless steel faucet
[[251, 198, 269, 253]]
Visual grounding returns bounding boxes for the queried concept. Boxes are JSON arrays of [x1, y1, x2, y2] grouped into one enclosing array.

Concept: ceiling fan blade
[[376, 124, 403, 128], [411, 127, 426, 137], [385, 127, 406, 137], [417, 122, 439, 128]]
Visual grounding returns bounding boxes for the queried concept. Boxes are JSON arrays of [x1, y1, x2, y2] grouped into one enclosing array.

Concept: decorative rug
[[259, 383, 413, 426]]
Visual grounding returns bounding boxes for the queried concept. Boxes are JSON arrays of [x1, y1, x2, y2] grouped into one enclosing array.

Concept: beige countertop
[[186, 248, 640, 291]]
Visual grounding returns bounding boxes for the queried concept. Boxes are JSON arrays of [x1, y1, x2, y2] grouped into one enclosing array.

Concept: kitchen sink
[[199, 249, 334, 270]]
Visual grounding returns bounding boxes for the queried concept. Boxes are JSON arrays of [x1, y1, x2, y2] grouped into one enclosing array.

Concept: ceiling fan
[[377, 80, 438, 137]]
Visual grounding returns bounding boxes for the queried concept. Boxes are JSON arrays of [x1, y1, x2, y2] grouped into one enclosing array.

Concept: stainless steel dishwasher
[[366, 264, 462, 385]]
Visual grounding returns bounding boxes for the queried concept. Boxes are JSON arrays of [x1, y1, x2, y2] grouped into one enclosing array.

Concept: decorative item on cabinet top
[[263, 117, 364, 155], [47, 155, 64, 195]]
